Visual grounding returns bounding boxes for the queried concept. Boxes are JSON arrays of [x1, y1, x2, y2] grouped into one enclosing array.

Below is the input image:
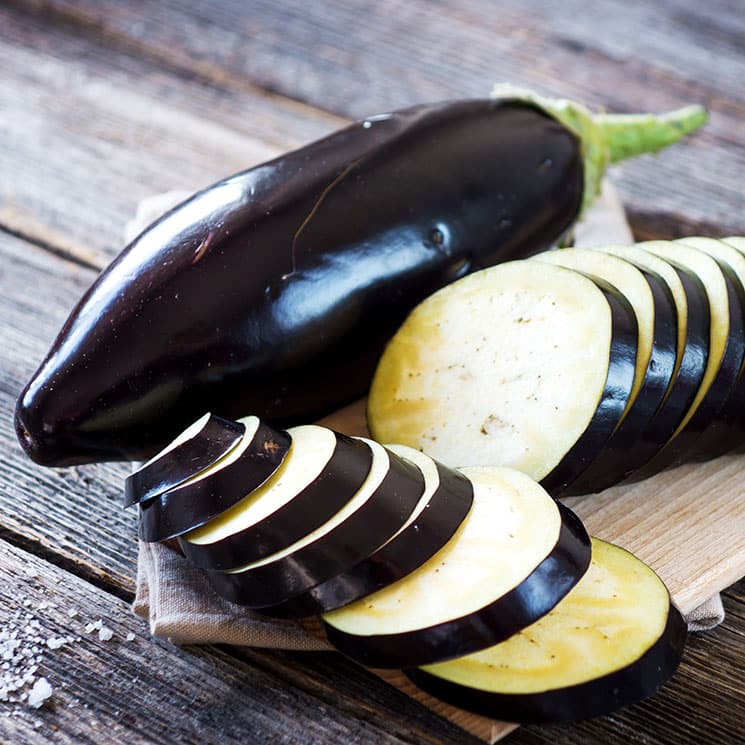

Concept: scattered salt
[[66, 609, 79, 619], [98, 627, 113, 642], [25, 567, 39, 579], [46, 638, 67, 650], [125, 633, 135, 642], [27, 677, 52, 709]]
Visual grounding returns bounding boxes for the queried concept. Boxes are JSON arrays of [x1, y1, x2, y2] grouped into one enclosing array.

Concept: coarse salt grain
[[98, 627, 113, 642], [27, 677, 52, 709]]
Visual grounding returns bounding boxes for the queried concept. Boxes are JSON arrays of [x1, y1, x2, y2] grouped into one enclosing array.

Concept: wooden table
[[1, 1, 744, 742]]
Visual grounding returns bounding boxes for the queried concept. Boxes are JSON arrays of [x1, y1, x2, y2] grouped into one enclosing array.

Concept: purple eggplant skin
[[405, 603, 686, 725], [15, 99, 586, 465], [123, 414, 245, 507]]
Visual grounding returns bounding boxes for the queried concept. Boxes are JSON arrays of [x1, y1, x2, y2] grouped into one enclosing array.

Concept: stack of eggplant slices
[[127, 236, 745, 725]]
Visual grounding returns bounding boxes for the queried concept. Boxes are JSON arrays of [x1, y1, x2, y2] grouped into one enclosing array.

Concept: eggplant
[[180, 425, 373, 569], [585, 245, 710, 481], [366, 260, 637, 493], [407, 538, 686, 725], [138, 416, 290, 542], [629, 241, 745, 478], [322, 467, 591, 668], [123, 413, 245, 507], [206, 439, 426, 613], [257, 445, 474, 618], [14, 92, 706, 466], [532, 250, 677, 495]]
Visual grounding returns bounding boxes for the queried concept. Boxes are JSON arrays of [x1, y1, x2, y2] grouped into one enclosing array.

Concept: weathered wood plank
[[16, 0, 745, 237], [0, 537, 478, 745], [0, 3, 342, 267], [0, 230, 137, 594]]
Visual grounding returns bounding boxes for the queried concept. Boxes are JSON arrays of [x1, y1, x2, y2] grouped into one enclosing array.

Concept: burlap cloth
[[129, 182, 724, 648]]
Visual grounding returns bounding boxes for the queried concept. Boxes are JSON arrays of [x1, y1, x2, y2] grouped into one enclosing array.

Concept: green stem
[[491, 84, 708, 216], [595, 107, 708, 163]]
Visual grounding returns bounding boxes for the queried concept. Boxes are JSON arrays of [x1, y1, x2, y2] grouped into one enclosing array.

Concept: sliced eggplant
[[533, 250, 677, 494], [138, 417, 290, 542], [123, 413, 245, 507], [407, 538, 686, 725], [536, 249, 677, 496], [322, 466, 590, 668], [205, 439, 425, 613], [587, 245, 709, 478], [367, 260, 636, 493], [674, 237, 745, 457], [179, 426, 373, 569], [629, 240, 745, 478], [261, 445, 474, 618], [533, 249, 666, 427]]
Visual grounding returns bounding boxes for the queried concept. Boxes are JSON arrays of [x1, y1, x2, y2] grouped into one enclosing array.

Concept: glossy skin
[[16, 99, 582, 465]]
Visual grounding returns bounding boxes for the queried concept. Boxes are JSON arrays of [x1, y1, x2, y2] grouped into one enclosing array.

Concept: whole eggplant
[[15, 89, 706, 465]]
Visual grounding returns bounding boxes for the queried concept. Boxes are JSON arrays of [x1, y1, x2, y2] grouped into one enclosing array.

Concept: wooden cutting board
[[318, 399, 745, 743]]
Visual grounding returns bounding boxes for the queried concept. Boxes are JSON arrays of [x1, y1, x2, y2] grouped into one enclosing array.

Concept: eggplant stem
[[595, 106, 708, 164], [490, 84, 707, 217]]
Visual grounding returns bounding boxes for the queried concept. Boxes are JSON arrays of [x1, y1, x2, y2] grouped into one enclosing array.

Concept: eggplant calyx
[[491, 84, 707, 217]]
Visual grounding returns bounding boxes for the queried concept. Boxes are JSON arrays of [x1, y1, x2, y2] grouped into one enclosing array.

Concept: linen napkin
[[128, 181, 724, 647]]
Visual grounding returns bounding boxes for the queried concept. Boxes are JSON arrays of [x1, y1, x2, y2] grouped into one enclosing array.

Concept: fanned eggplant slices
[[131, 408, 686, 723], [368, 238, 745, 494]]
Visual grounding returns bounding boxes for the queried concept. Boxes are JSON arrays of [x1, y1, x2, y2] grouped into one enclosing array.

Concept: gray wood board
[[0, 3, 342, 267]]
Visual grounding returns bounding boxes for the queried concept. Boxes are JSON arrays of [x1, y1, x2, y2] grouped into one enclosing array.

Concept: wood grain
[[0, 2, 341, 267], [15, 0, 745, 238]]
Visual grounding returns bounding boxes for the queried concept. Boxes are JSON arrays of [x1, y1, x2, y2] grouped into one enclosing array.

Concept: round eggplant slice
[[407, 538, 686, 725], [588, 245, 709, 480], [179, 426, 373, 569], [674, 237, 745, 457], [538, 277, 637, 495], [533, 248, 664, 427], [138, 417, 290, 542], [124, 413, 245, 507], [322, 466, 591, 669], [367, 260, 635, 492], [629, 240, 745, 479], [724, 236, 745, 253], [205, 439, 425, 613], [551, 266, 677, 495], [262, 445, 474, 618]]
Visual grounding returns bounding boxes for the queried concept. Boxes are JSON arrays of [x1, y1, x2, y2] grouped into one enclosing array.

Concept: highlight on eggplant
[[14, 89, 706, 466]]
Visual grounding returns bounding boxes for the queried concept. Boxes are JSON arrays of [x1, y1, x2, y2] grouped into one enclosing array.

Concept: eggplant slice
[[138, 417, 290, 542], [262, 445, 474, 618], [179, 426, 373, 569], [322, 466, 590, 668], [534, 251, 678, 495], [675, 237, 745, 458], [629, 241, 745, 479], [206, 439, 425, 613], [588, 245, 709, 481], [407, 538, 686, 725], [367, 260, 636, 493], [124, 413, 245, 507]]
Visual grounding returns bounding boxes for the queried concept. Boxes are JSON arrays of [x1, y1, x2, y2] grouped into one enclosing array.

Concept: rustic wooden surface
[[1, 1, 744, 743]]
